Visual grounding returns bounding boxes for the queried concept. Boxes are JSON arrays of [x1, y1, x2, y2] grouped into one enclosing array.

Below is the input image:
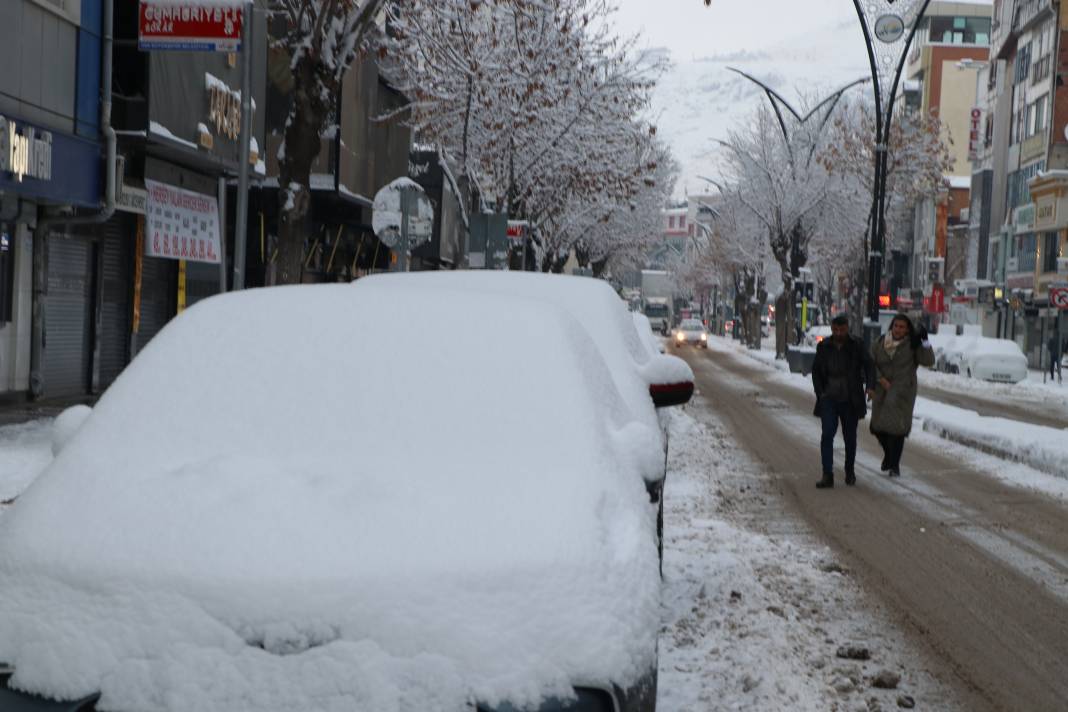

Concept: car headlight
[[676, 332, 685, 341], [700, 333, 707, 340]]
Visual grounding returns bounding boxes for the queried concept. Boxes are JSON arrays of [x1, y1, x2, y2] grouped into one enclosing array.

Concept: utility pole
[[232, 0, 253, 290]]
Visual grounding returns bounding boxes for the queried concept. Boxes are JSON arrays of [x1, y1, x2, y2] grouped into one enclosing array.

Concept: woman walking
[[869, 314, 935, 477]]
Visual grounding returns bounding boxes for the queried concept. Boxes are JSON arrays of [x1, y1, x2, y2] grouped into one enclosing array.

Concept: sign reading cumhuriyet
[[138, 1, 243, 52], [144, 179, 222, 263]]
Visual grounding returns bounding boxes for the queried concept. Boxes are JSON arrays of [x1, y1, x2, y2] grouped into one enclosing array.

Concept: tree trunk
[[275, 57, 332, 285]]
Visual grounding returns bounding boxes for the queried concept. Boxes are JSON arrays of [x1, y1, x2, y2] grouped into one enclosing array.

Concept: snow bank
[[0, 420, 53, 502], [914, 400, 1068, 479], [0, 282, 660, 710]]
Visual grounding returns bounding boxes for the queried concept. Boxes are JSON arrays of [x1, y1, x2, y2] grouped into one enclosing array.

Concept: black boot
[[816, 473, 834, 489], [888, 467, 900, 478], [880, 456, 890, 472], [845, 468, 856, 486]]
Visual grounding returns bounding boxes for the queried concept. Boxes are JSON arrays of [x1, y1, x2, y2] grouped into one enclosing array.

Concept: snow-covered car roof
[[370, 272, 691, 435], [631, 311, 664, 356], [678, 319, 705, 330], [965, 336, 1027, 360], [0, 283, 661, 711]]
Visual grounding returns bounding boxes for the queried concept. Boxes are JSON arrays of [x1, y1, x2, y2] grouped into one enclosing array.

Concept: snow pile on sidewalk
[[914, 400, 1068, 479], [919, 368, 1068, 413], [659, 407, 960, 711], [0, 420, 53, 503]]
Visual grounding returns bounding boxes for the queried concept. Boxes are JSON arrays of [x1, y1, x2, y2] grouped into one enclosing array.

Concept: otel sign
[[874, 14, 906, 44]]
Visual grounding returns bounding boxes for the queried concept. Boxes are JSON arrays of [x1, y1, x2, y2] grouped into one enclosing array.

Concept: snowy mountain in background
[[650, 18, 872, 198]]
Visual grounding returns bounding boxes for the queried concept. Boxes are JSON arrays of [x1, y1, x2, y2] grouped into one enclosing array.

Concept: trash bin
[[786, 345, 817, 375]]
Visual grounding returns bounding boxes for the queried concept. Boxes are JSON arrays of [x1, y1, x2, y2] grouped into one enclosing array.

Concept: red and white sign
[[506, 220, 529, 241], [145, 179, 222, 264], [139, 1, 243, 53], [1051, 284, 1068, 310], [968, 107, 982, 162]]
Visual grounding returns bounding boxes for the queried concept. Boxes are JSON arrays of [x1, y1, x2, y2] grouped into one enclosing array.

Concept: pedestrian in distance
[[1048, 333, 1063, 383], [869, 313, 935, 478], [811, 315, 875, 489]]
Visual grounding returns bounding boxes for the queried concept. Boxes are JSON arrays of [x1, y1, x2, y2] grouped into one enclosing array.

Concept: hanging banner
[[144, 179, 222, 264], [138, 1, 243, 52]]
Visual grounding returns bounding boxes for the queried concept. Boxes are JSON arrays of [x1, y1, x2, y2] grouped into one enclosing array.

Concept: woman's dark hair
[[890, 313, 920, 347]]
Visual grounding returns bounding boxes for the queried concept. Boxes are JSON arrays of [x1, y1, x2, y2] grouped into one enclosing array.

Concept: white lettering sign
[[144, 178, 222, 263], [0, 115, 54, 183]]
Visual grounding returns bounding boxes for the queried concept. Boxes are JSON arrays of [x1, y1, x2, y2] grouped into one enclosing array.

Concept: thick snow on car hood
[[0, 283, 661, 711]]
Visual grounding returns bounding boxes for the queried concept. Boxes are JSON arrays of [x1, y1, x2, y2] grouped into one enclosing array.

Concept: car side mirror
[[643, 354, 695, 408], [649, 381, 694, 408]]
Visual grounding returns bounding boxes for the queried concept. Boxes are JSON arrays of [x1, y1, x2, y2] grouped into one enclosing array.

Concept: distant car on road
[[673, 319, 709, 348], [803, 325, 833, 348]]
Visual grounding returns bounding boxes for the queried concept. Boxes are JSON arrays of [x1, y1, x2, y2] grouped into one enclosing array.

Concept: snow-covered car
[[386, 272, 695, 570], [803, 325, 833, 348], [959, 336, 1029, 383], [0, 281, 671, 712], [672, 319, 708, 348], [633, 311, 666, 355], [936, 325, 982, 373]]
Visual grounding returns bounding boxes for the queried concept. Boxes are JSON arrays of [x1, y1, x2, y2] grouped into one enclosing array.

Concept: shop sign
[[968, 108, 982, 162], [0, 115, 53, 184], [116, 181, 148, 215], [138, 2, 243, 53], [1035, 195, 1057, 229], [144, 179, 221, 263], [506, 220, 529, 241], [206, 73, 251, 140]]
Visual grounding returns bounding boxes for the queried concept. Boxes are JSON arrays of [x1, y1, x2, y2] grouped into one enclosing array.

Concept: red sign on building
[[138, 2, 243, 53], [967, 107, 982, 162]]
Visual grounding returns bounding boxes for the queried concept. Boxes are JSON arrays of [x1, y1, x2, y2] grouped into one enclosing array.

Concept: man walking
[[811, 315, 874, 488], [1049, 333, 1063, 383]]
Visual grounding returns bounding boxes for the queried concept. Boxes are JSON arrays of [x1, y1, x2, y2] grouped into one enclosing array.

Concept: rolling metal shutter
[[98, 217, 132, 389], [184, 261, 220, 309], [42, 233, 93, 397], [136, 255, 174, 352]]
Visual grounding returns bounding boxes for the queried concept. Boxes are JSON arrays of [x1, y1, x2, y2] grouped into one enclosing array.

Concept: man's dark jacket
[[811, 335, 875, 418]]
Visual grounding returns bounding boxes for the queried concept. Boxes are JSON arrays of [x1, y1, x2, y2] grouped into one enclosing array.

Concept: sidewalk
[[0, 395, 96, 427]]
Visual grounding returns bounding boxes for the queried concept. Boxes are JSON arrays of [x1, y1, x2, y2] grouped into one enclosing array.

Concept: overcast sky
[[612, 0, 861, 60]]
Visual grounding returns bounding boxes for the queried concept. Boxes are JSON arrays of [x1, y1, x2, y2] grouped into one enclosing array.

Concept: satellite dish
[[371, 178, 434, 250]]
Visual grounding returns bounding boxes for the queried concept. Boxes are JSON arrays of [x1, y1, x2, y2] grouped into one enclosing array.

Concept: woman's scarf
[[883, 331, 905, 358]]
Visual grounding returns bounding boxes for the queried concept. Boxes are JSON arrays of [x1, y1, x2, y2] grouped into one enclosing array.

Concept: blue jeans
[[820, 399, 857, 476]]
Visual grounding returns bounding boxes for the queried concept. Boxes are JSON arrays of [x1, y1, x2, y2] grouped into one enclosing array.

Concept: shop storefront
[[0, 113, 102, 398]]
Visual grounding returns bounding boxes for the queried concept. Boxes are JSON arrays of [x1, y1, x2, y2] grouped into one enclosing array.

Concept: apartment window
[[929, 16, 991, 44], [1033, 95, 1046, 135], [1018, 233, 1038, 272], [679, 216, 686, 229], [984, 115, 994, 148], [1043, 232, 1060, 272], [1007, 161, 1045, 209], [668, 216, 674, 229], [1032, 54, 1051, 85], [1015, 43, 1032, 85]]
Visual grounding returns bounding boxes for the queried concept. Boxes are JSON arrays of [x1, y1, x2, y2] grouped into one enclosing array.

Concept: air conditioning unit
[[1007, 257, 1019, 271]]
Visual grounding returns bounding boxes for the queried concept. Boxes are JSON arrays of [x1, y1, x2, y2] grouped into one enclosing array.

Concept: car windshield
[[644, 304, 669, 317], [681, 321, 704, 330]]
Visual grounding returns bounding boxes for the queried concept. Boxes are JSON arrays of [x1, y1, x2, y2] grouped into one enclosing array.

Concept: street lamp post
[[850, 0, 933, 326]]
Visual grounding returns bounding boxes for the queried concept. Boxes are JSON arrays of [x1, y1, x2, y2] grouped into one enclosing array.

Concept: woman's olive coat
[[869, 335, 935, 437]]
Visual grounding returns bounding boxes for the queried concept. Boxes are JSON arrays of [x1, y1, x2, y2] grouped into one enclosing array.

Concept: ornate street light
[[850, 0, 933, 322]]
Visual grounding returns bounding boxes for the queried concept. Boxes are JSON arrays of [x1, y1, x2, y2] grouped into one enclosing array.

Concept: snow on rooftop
[[0, 282, 660, 711]]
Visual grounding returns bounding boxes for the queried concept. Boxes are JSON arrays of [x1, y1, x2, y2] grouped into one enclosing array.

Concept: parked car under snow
[[958, 336, 1029, 383], [0, 277, 692, 712]]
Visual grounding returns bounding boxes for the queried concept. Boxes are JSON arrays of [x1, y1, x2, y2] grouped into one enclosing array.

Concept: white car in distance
[[673, 319, 709, 348]]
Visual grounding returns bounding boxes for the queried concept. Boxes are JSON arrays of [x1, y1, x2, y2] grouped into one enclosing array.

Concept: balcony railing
[[1032, 54, 1051, 85], [1014, 0, 1054, 33]]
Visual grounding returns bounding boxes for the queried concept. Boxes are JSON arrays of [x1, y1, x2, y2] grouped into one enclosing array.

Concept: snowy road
[[672, 343, 1068, 712]]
